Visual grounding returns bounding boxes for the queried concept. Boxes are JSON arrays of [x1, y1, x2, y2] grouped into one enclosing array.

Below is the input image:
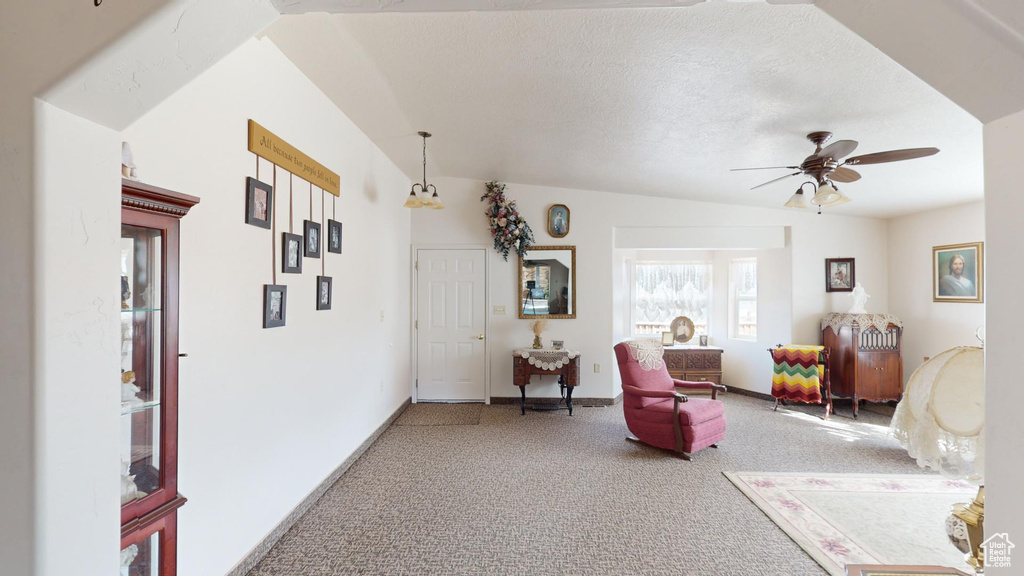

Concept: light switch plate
[[594, 363, 601, 373], [493, 305, 506, 315]]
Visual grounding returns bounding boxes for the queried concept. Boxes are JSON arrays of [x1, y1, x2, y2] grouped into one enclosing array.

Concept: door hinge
[[414, 261, 418, 270], [415, 320, 418, 329], [415, 379, 418, 388]]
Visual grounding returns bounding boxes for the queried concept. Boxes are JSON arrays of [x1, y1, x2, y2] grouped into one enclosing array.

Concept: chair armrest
[[672, 380, 727, 399], [623, 384, 688, 402]]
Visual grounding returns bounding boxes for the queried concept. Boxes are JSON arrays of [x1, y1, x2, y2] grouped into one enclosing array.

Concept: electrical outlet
[[493, 305, 506, 315], [594, 363, 601, 373]]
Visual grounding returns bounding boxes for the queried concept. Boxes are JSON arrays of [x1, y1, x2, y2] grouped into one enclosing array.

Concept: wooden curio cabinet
[[120, 180, 199, 575]]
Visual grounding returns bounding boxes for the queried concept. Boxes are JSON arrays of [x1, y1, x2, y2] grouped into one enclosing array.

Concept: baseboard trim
[[726, 387, 775, 402], [227, 397, 412, 576], [490, 395, 619, 407]]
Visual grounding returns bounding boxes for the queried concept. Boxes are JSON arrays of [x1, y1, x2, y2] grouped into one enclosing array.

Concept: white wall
[[34, 102, 125, 576], [412, 177, 889, 399], [887, 201, 985, 382], [983, 108, 1024, 571], [120, 37, 412, 575], [2, 2, 191, 573]]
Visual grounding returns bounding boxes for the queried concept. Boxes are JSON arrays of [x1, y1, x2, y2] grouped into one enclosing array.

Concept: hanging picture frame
[[327, 219, 343, 254], [245, 177, 273, 229], [316, 276, 332, 310], [304, 220, 321, 258], [933, 242, 983, 303], [263, 285, 287, 328], [548, 204, 570, 238], [282, 233, 303, 274], [825, 258, 854, 292]]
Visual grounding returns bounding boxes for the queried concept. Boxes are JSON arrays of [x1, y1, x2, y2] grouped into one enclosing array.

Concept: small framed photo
[[245, 177, 273, 229], [316, 276, 332, 311], [551, 339, 564, 350], [282, 233, 303, 274], [825, 258, 855, 292], [327, 219, 343, 254], [263, 285, 287, 328], [304, 220, 321, 258], [699, 335, 709, 347], [933, 242, 983, 303], [661, 331, 674, 346], [548, 204, 570, 238]]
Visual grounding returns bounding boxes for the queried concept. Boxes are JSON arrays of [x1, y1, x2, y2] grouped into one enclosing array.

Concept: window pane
[[730, 258, 757, 340], [634, 262, 711, 336]]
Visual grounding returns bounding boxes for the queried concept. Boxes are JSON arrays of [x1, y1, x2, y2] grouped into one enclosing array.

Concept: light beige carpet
[[724, 471, 977, 575]]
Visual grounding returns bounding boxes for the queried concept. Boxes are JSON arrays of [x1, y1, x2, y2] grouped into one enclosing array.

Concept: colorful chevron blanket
[[771, 345, 825, 404]]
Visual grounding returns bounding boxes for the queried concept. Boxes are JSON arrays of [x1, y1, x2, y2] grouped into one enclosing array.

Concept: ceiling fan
[[731, 131, 939, 209]]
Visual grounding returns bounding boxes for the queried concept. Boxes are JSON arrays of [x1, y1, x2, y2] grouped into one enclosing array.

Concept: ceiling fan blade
[[817, 139, 858, 160], [830, 167, 862, 183], [730, 166, 800, 171], [751, 171, 802, 190], [844, 147, 939, 166]]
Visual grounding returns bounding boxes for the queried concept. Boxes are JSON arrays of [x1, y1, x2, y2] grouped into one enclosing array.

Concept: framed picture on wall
[[282, 233, 303, 274], [304, 220, 321, 258], [933, 242, 983, 303], [316, 276, 332, 311], [825, 258, 855, 292], [245, 177, 273, 229], [263, 285, 287, 328], [327, 219, 343, 254], [548, 204, 570, 238]]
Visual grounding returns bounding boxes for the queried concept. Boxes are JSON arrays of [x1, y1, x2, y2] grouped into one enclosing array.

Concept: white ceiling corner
[[267, 0, 996, 218]]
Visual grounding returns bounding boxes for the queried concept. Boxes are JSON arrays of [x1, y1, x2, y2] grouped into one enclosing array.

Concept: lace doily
[[821, 312, 903, 333], [625, 339, 664, 371], [514, 348, 580, 371]]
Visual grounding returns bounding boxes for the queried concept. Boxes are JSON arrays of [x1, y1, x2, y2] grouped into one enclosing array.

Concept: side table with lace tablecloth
[[513, 348, 581, 415]]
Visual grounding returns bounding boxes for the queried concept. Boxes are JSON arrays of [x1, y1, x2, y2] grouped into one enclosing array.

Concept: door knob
[[477, 334, 485, 340]]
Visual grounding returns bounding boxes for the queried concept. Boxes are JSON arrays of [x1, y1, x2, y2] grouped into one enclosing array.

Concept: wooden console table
[[513, 349, 580, 416], [662, 345, 724, 389]]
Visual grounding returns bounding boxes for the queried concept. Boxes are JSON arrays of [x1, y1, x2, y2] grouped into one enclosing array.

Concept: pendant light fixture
[[404, 131, 443, 210]]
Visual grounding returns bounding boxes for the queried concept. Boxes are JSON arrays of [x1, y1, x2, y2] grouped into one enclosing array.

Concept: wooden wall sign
[[247, 120, 340, 196]]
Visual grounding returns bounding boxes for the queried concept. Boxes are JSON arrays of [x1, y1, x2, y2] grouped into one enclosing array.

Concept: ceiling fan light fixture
[[811, 181, 842, 206], [785, 182, 814, 209]]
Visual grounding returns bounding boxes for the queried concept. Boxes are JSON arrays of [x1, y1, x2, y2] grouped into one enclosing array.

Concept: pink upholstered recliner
[[614, 341, 727, 460]]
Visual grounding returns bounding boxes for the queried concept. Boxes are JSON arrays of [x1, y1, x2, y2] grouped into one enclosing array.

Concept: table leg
[[565, 385, 574, 416], [519, 385, 526, 415]]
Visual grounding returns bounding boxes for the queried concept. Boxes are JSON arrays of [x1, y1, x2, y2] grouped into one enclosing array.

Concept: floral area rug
[[723, 472, 976, 575]]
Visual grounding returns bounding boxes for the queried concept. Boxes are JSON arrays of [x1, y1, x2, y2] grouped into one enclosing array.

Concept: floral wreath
[[481, 181, 534, 261]]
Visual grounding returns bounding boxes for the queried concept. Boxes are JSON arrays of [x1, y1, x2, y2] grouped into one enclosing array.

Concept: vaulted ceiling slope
[[267, 2, 987, 218]]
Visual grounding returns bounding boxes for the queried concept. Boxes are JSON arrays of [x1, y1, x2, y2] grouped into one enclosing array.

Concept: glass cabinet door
[[120, 530, 161, 576], [120, 225, 164, 506]]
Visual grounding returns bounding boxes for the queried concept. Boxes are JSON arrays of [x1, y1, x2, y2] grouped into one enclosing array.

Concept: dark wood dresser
[[821, 313, 903, 417], [663, 345, 724, 389]]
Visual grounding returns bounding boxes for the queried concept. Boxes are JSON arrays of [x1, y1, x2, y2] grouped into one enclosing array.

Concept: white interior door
[[416, 249, 486, 401]]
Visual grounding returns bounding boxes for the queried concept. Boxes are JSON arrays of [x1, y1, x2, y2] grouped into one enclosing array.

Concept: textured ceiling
[[267, 2, 984, 218]]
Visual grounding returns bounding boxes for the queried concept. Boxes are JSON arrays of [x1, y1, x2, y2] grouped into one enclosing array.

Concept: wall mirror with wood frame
[[518, 245, 576, 319]]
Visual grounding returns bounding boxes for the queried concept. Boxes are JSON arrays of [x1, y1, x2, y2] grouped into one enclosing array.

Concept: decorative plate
[[670, 316, 695, 343]]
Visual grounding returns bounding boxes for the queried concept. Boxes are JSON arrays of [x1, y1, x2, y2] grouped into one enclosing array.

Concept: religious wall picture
[[316, 275, 332, 311], [825, 258, 854, 292], [282, 233, 303, 274], [547, 204, 570, 238], [304, 220, 321, 258], [245, 177, 273, 229], [263, 284, 287, 328], [327, 219, 343, 254], [933, 242, 983, 303]]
